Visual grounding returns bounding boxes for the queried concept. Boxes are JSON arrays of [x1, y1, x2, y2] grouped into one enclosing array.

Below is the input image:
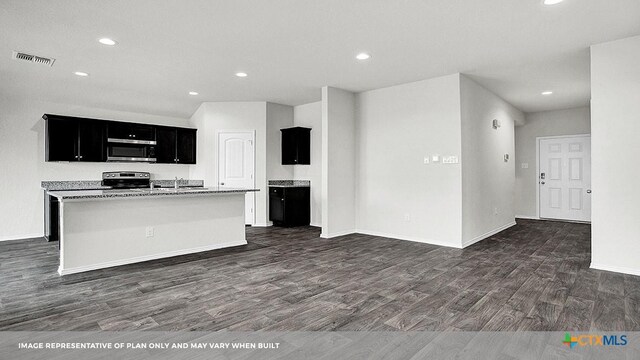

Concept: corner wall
[[590, 35, 640, 275], [354, 74, 463, 247], [321, 87, 356, 238], [293, 101, 322, 226], [460, 75, 522, 246]]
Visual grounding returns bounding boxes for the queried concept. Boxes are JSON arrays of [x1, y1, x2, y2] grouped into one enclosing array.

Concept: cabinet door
[[155, 126, 176, 163], [269, 193, 285, 222], [77, 120, 106, 162], [46, 118, 78, 161], [176, 128, 197, 164], [281, 130, 298, 165]]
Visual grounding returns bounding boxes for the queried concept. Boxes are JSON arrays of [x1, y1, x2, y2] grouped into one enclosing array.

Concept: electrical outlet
[[423, 157, 430, 164], [521, 163, 529, 169], [145, 226, 154, 237], [404, 213, 411, 222]]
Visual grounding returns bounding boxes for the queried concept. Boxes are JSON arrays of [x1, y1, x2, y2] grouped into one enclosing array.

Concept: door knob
[[587, 189, 592, 194], [220, 182, 225, 185], [540, 181, 545, 185]]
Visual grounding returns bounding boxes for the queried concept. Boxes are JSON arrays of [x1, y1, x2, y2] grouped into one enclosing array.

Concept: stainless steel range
[[101, 171, 150, 189]]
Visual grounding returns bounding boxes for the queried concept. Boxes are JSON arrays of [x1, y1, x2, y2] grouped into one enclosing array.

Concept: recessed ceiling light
[[189, 91, 199, 96], [235, 72, 248, 77], [356, 53, 371, 60], [74, 71, 89, 77], [542, 91, 553, 95], [98, 38, 117, 46], [543, 0, 563, 5]]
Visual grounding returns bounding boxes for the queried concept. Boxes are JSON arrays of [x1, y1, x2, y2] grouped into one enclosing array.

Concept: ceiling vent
[[12, 51, 55, 67]]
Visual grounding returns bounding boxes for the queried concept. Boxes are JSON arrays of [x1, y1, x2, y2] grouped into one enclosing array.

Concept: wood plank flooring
[[1, 219, 639, 331]]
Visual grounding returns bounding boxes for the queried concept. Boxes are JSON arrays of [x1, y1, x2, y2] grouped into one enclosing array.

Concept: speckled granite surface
[[268, 180, 311, 187], [41, 179, 204, 191], [47, 187, 258, 201]]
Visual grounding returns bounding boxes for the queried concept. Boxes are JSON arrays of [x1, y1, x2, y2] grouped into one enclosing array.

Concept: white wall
[[354, 74, 463, 247], [266, 102, 294, 182], [293, 101, 322, 226], [0, 96, 191, 241], [590, 35, 640, 275], [460, 75, 522, 246], [514, 107, 591, 218], [189, 102, 269, 225], [321, 87, 356, 238]]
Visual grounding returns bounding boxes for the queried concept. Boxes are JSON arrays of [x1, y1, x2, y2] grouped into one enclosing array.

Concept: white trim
[[536, 134, 591, 220], [590, 262, 640, 277], [515, 215, 540, 220], [0, 233, 43, 242], [320, 229, 356, 239], [354, 229, 462, 249], [310, 222, 321, 227], [58, 240, 247, 275], [252, 223, 272, 227], [217, 130, 257, 226], [461, 221, 517, 248]]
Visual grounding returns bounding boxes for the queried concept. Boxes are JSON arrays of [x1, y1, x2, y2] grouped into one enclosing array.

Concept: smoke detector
[[12, 51, 56, 67]]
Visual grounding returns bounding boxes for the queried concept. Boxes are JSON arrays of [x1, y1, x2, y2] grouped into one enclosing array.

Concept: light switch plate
[[431, 155, 440, 162], [442, 156, 459, 164], [521, 163, 529, 169]]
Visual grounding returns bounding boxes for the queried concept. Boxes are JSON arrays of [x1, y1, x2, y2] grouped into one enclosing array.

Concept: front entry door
[[539, 135, 591, 222], [218, 131, 255, 225]]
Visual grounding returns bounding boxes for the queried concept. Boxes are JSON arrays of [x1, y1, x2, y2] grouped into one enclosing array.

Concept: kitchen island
[[46, 187, 258, 275]]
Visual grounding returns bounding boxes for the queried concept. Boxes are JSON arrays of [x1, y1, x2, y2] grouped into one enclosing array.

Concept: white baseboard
[[320, 229, 356, 239], [590, 262, 640, 277], [461, 221, 516, 248], [310, 222, 321, 228], [58, 240, 248, 275], [355, 229, 462, 249], [515, 215, 539, 220], [0, 233, 43, 242], [252, 223, 272, 227]]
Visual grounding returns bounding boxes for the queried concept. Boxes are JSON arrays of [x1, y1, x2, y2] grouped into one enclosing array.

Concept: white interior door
[[218, 131, 255, 225], [539, 135, 591, 222]]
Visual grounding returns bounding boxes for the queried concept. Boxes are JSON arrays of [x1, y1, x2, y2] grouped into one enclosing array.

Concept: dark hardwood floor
[[1, 219, 638, 331]]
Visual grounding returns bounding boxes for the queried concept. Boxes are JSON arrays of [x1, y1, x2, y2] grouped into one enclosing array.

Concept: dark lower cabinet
[[44, 193, 59, 242], [269, 186, 310, 226]]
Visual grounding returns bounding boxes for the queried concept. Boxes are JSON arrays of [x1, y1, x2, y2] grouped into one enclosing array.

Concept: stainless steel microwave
[[106, 138, 156, 162]]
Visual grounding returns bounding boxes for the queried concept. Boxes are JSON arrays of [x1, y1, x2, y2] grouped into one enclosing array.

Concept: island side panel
[[58, 193, 247, 275]]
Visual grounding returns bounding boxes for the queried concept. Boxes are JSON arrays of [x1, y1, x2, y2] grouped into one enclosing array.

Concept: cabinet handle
[[74, 155, 79, 159], [79, 155, 83, 159]]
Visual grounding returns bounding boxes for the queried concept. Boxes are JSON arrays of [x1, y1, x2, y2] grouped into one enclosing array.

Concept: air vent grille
[[12, 51, 55, 67]]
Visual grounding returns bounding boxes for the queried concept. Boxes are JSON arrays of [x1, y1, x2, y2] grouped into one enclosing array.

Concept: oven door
[[107, 143, 156, 162]]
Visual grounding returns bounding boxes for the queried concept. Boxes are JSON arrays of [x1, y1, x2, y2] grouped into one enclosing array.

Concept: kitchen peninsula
[[45, 182, 258, 275]]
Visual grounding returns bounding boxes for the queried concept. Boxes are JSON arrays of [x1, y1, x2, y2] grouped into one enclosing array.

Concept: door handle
[[540, 181, 545, 185], [587, 189, 592, 194], [220, 182, 225, 185]]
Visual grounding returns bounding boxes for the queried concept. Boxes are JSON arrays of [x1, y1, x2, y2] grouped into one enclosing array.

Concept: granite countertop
[[268, 180, 311, 188], [47, 187, 259, 201], [41, 179, 205, 191]]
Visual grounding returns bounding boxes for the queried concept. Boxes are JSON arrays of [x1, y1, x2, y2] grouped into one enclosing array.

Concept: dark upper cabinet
[[45, 115, 105, 162], [155, 126, 197, 164], [281, 127, 311, 165], [44, 114, 195, 164], [177, 128, 197, 164], [107, 122, 155, 141]]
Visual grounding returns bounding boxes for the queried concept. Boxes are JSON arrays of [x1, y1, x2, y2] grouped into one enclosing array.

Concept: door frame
[[535, 133, 591, 221], [217, 130, 256, 226]]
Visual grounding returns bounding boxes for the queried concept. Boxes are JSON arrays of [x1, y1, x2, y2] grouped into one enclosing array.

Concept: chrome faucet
[[150, 181, 155, 190], [174, 177, 184, 189]]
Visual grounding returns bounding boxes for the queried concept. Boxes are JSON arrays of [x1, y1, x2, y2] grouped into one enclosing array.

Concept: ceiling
[[1, 0, 639, 119]]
